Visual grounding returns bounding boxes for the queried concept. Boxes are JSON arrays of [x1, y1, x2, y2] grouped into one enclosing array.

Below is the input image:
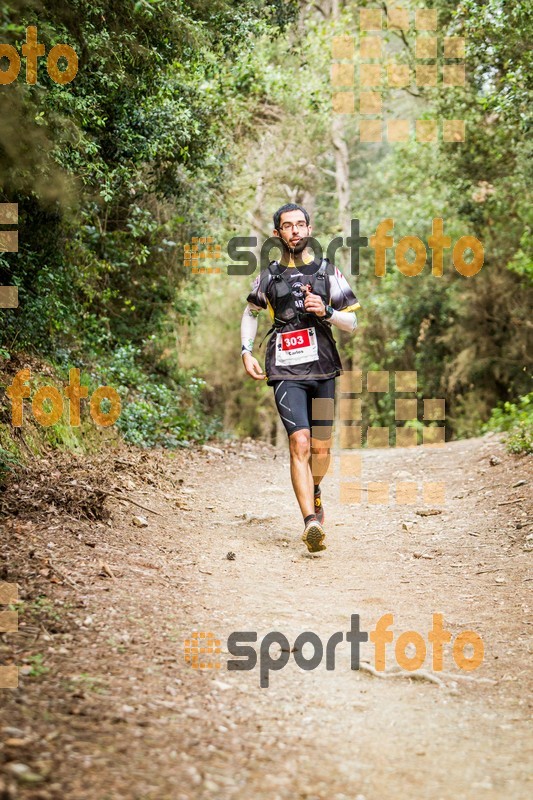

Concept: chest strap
[[259, 259, 330, 348]]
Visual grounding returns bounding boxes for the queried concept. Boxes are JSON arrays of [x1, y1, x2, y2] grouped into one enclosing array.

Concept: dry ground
[[0, 433, 532, 799]]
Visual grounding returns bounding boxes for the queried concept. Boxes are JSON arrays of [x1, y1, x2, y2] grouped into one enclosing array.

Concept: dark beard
[[282, 236, 308, 255]]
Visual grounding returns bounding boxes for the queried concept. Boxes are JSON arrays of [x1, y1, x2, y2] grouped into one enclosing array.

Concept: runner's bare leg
[[310, 435, 332, 488], [289, 429, 314, 518]]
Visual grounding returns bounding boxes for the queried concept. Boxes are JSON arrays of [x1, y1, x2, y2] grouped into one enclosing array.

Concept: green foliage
[[100, 344, 218, 447], [0, 3, 295, 352], [0, 0, 530, 447], [26, 653, 50, 678], [484, 393, 533, 455], [0, 0, 296, 447], [0, 445, 20, 487], [507, 230, 533, 281]]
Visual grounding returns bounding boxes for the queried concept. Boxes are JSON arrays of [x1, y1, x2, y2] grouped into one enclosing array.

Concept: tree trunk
[[330, 3, 350, 273], [331, 115, 351, 271]]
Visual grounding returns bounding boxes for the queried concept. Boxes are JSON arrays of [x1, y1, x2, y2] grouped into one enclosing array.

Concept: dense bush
[[0, 0, 297, 436], [484, 393, 533, 455], [100, 344, 218, 447]]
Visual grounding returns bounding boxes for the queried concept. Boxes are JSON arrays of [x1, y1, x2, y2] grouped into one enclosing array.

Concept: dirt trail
[[1, 435, 532, 799]]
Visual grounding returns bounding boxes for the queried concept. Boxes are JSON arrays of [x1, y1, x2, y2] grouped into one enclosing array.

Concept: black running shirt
[[246, 261, 359, 384]]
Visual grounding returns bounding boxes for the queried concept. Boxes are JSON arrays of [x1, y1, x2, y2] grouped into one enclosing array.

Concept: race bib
[[275, 327, 319, 366]]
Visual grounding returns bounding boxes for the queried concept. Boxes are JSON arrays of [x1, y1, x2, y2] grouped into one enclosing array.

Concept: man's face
[[274, 210, 312, 255]]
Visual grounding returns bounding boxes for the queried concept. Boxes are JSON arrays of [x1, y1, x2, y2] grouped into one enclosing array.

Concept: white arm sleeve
[[329, 309, 357, 333], [241, 304, 260, 353]]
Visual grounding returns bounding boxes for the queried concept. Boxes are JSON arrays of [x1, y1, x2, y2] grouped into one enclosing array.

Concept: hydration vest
[[259, 258, 344, 381], [263, 258, 332, 333]]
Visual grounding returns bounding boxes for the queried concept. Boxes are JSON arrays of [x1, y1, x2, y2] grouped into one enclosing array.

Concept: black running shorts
[[271, 378, 335, 436]]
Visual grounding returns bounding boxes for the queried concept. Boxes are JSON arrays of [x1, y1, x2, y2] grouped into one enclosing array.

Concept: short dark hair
[[273, 203, 310, 231]]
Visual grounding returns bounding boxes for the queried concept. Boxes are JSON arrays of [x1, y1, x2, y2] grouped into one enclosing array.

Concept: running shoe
[[302, 518, 326, 553], [314, 489, 325, 525]]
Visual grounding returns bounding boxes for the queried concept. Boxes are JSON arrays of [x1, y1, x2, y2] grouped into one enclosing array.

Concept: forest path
[[1, 434, 532, 799]]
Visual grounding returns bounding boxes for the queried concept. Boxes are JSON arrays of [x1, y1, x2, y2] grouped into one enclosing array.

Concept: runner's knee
[[289, 429, 311, 459], [310, 432, 332, 453], [310, 443, 331, 456]]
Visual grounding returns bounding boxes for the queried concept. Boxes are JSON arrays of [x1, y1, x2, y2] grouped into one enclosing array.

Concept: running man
[[241, 203, 360, 553]]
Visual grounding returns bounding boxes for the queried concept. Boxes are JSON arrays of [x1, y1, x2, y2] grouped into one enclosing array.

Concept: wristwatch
[[324, 304, 334, 320]]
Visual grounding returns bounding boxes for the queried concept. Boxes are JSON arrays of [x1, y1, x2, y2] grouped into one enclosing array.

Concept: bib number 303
[[282, 330, 309, 350], [275, 327, 318, 366]]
